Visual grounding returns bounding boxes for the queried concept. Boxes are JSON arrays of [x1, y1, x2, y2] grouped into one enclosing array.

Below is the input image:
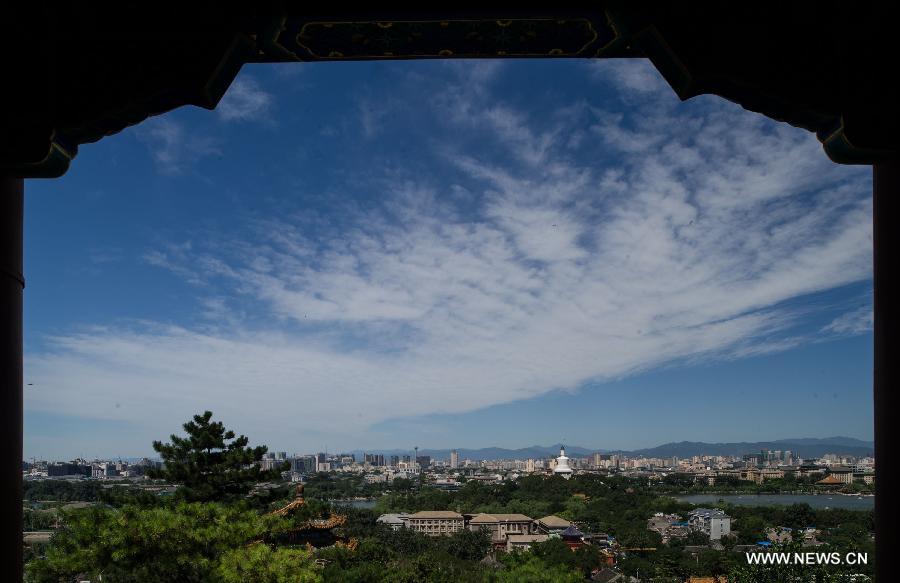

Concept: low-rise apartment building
[[688, 508, 731, 540], [405, 511, 465, 536], [468, 513, 533, 543]]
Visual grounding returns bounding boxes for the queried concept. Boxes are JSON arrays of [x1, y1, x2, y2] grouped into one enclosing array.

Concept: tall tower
[[450, 449, 459, 469], [414, 446, 419, 472]]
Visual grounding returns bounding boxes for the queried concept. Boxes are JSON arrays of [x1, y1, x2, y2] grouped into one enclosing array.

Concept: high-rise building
[[289, 456, 314, 473], [450, 450, 459, 469], [365, 453, 385, 466], [47, 462, 91, 477], [390, 455, 400, 467]]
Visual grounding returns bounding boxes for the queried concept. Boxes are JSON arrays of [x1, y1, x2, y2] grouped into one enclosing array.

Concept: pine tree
[[148, 411, 288, 503]]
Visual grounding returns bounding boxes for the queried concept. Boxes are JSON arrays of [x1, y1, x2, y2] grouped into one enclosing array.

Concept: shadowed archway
[[3, 4, 897, 580]]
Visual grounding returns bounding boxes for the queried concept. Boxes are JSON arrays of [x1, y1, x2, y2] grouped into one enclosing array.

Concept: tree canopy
[[148, 410, 288, 503], [25, 502, 319, 582]]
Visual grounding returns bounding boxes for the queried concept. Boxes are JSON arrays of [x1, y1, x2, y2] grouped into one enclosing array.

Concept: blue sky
[[23, 59, 873, 460]]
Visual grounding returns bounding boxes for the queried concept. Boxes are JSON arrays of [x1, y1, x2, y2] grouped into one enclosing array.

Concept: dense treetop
[[148, 410, 288, 503]]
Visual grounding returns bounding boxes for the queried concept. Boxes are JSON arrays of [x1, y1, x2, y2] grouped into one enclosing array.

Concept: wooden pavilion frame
[[2, 4, 896, 580]]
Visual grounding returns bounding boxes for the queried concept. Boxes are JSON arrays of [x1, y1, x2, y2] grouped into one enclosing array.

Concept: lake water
[[675, 493, 874, 511], [330, 499, 378, 509]]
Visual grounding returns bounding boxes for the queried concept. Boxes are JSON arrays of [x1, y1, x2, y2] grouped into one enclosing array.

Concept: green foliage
[[685, 529, 711, 546], [437, 528, 492, 561], [300, 473, 381, 500], [102, 485, 164, 507], [530, 538, 574, 568], [491, 553, 583, 582], [25, 501, 294, 582], [780, 503, 816, 531], [727, 538, 867, 582], [735, 514, 768, 544], [24, 480, 164, 508], [148, 410, 288, 503], [721, 533, 738, 551], [317, 528, 492, 582], [217, 544, 320, 582], [25, 479, 106, 502], [363, 473, 875, 580], [653, 473, 873, 496], [23, 508, 57, 530], [23, 414, 876, 582], [26, 505, 113, 582]]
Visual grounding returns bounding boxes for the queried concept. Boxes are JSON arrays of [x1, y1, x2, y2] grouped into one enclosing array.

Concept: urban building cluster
[[266, 446, 875, 489], [23, 457, 162, 480], [376, 509, 613, 556], [24, 446, 874, 490]]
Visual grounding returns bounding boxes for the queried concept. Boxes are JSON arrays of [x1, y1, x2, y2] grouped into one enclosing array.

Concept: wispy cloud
[[588, 58, 669, 95], [87, 247, 123, 265], [216, 76, 274, 122], [134, 117, 221, 175], [357, 94, 397, 139], [27, 61, 872, 448], [142, 241, 204, 285], [823, 306, 873, 336]]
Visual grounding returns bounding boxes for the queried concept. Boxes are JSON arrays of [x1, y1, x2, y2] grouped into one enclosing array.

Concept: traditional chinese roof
[[561, 524, 585, 538], [267, 484, 347, 530], [537, 515, 572, 528], [817, 475, 844, 485], [269, 484, 307, 517], [407, 510, 464, 520]]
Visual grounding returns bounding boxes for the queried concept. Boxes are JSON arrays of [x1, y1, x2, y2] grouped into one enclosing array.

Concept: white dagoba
[[553, 446, 573, 479]]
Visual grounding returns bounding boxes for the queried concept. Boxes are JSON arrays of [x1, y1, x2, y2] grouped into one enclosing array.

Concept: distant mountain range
[[50, 437, 873, 463], [619, 437, 873, 459], [350, 437, 873, 461]]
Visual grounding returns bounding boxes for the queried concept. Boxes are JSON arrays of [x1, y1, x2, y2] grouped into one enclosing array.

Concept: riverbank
[[330, 498, 378, 509], [664, 489, 873, 497]]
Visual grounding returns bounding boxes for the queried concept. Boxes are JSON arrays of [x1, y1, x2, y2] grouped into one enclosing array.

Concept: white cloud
[[87, 247, 123, 265], [134, 117, 221, 175], [823, 306, 873, 336], [27, 62, 872, 448], [216, 76, 273, 122], [357, 95, 399, 139], [589, 59, 670, 94]]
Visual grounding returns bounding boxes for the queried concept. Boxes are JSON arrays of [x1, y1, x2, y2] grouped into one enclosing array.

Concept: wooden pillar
[[873, 161, 898, 581], [0, 176, 24, 582]]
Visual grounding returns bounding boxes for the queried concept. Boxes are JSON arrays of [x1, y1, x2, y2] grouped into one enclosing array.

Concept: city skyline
[[25, 435, 873, 465], [24, 58, 872, 460]]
